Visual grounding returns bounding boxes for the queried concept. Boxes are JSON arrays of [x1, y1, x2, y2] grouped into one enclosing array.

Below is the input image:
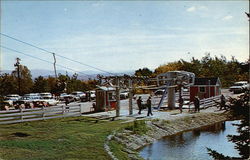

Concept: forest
[[0, 54, 249, 96]]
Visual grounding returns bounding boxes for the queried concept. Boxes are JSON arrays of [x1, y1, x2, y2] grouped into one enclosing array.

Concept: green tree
[[153, 54, 248, 87], [207, 92, 249, 159], [135, 67, 153, 77], [0, 73, 17, 95], [12, 65, 33, 95], [32, 76, 49, 93]]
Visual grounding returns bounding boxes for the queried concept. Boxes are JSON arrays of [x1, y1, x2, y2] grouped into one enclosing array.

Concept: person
[[92, 102, 96, 112], [65, 97, 70, 106], [147, 96, 153, 116], [179, 96, 184, 113], [29, 102, 34, 109], [137, 96, 142, 114], [194, 96, 200, 112], [220, 94, 226, 110]]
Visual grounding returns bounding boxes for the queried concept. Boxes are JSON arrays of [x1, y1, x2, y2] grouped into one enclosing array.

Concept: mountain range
[[1, 69, 134, 80]]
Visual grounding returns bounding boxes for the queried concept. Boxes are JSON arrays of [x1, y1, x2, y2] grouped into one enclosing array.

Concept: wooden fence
[[0, 105, 82, 125], [189, 95, 221, 110], [200, 95, 221, 109]]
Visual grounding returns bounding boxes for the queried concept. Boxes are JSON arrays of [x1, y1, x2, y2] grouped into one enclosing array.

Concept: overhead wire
[[0, 45, 93, 77], [0, 33, 116, 75]]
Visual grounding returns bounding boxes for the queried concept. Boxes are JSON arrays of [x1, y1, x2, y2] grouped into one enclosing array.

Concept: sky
[[0, 1, 249, 76]]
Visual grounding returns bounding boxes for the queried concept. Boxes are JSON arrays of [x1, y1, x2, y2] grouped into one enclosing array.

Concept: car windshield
[[234, 83, 244, 86], [40, 94, 51, 96]]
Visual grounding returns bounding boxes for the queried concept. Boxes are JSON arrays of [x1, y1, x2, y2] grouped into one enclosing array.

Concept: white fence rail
[[189, 95, 221, 109], [0, 105, 82, 125], [200, 95, 221, 109]]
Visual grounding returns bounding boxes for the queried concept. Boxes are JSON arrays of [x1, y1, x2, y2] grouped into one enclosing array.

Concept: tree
[[154, 61, 183, 75], [32, 76, 49, 93], [0, 73, 17, 95], [135, 67, 153, 77], [12, 65, 33, 95], [153, 54, 248, 87], [207, 92, 249, 159]]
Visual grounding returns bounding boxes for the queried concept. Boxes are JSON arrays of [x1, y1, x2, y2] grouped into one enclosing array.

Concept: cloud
[[187, 6, 196, 12], [222, 15, 233, 21], [186, 5, 208, 13], [92, 2, 104, 7]]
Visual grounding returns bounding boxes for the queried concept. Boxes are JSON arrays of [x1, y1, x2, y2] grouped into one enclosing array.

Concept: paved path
[[82, 89, 241, 121]]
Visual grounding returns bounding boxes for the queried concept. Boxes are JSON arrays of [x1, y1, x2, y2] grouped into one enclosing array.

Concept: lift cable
[[0, 45, 92, 77], [0, 33, 116, 76]]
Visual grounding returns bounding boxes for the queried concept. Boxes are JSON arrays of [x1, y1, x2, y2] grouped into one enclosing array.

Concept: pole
[[208, 80, 210, 98], [17, 64, 21, 95], [52, 53, 57, 79], [14, 58, 21, 95], [115, 77, 120, 117], [129, 79, 133, 115]]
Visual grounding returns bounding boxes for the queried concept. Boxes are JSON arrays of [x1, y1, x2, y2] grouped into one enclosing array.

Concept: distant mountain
[[1, 69, 134, 80]]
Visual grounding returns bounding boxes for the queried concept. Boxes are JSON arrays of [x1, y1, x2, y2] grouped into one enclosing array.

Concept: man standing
[[194, 96, 200, 112], [137, 96, 142, 114], [147, 96, 153, 116], [220, 94, 226, 110]]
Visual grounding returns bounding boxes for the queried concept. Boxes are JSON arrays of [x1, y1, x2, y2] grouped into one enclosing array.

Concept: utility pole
[[52, 53, 57, 79], [14, 58, 21, 95], [128, 79, 133, 115], [115, 77, 120, 117]]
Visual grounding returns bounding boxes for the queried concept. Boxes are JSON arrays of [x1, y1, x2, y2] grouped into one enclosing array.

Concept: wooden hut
[[190, 77, 221, 101], [95, 86, 116, 112]]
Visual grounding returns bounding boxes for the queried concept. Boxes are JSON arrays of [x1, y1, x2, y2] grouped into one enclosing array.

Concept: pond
[[140, 120, 240, 160]]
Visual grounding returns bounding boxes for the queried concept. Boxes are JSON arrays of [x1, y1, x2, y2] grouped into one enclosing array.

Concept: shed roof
[[194, 77, 220, 86], [96, 85, 115, 91]]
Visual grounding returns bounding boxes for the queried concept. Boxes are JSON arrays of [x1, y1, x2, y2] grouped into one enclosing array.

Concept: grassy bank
[[0, 117, 128, 160]]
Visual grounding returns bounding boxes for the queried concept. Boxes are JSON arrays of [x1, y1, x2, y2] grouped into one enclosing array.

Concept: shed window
[[199, 87, 205, 93]]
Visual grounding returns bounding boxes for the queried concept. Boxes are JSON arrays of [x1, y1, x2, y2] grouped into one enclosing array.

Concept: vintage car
[[229, 81, 249, 94]]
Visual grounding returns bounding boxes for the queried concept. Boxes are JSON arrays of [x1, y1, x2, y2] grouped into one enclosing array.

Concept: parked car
[[82, 90, 96, 101], [89, 90, 96, 100], [39, 92, 53, 99], [40, 98, 59, 106], [3, 94, 21, 105], [154, 89, 165, 96], [120, 91, 129, 99], [72, 91, 86, 101], [39, 93, 59, 106], [23, 93, 41, 101], [4, 94, 21, 100], [59, 93, 75, 102], [15, 94, 40, 106], [229, 81, 249, 94]]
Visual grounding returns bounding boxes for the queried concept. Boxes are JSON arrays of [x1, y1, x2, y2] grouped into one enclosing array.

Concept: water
[[140, 120, 241, 160]]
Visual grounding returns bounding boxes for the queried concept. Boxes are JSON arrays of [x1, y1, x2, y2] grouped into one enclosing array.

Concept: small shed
[[95, 86, 116, 112], [190, 77, 221, 101]]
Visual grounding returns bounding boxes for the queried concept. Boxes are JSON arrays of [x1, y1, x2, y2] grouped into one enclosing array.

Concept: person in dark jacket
[[194, 96, 200, 112], [220, 94, 226, 110], [179, 96, 184, 113], [137, 96, 142, 114], [147, 96, 153, 116]]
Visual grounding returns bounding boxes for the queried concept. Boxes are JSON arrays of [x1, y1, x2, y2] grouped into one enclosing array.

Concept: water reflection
[[140, 121, 240, 160]]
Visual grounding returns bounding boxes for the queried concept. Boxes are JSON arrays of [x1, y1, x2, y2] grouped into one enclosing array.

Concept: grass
[[124, 120, 149, 135], [109, 140, 144, 160], [109, 140, 130, 160], [0, 117, 128, 160]]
